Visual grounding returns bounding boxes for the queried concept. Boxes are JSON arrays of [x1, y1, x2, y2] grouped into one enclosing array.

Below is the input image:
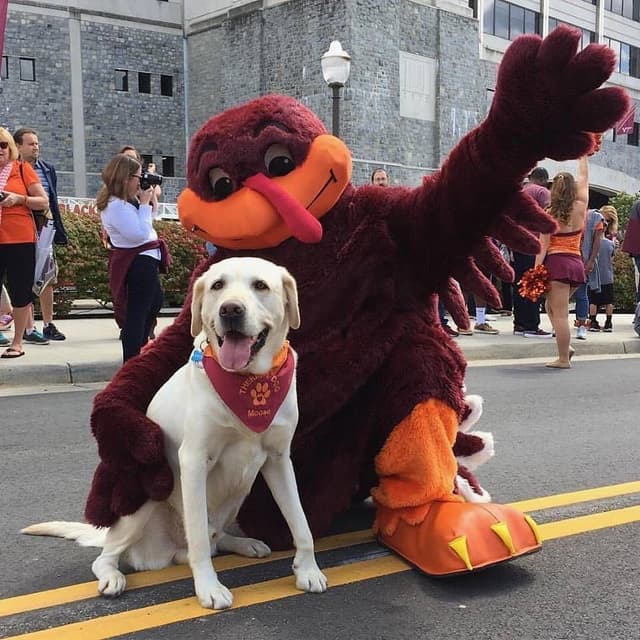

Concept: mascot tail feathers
[[21, 521, 107, 547]]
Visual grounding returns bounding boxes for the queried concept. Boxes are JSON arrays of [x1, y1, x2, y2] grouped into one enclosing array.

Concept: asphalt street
[[1, 356, 639, 639]]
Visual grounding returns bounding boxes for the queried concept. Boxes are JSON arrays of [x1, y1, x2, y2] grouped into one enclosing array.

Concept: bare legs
[[545, 281, 574, 368]]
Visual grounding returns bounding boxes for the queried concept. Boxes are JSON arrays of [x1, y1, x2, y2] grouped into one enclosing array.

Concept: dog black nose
[[219, 301, 245, 319]]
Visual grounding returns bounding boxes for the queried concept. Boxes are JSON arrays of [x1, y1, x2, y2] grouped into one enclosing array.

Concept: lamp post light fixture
[[321, 40, 351, 138]]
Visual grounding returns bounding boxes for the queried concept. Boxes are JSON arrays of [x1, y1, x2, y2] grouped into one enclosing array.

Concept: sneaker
[[588, 321, 601, 332], [603, 324, 613, 333], [576, 325, 587, 340], [513, 325, 526, 336], [23, 329, 50, 345], [474, 322, 500, 335], [457, 327, 474, 336], [0, 331, 9, 346], [43, 322, 66, 341], [524, 328, 553, 338], [0, 314, 13, 331], [443, 324, 459, 337]]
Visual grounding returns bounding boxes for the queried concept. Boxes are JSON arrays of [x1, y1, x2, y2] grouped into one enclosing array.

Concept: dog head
[[191, 257, 300, 374]]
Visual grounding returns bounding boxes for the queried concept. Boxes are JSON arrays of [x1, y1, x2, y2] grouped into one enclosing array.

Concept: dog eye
[[211, 279, 224, 290], [208, 168, 235, 201], [253, 280, 269, 291], [264, 144, 295, 177]]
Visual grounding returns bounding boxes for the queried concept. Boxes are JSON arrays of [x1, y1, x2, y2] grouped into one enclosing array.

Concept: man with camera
[[14, 127, 68, 343]]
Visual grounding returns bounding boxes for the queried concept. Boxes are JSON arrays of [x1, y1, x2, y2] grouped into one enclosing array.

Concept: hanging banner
[[0, 0, 8, 58], [615, 104, 636, 135]]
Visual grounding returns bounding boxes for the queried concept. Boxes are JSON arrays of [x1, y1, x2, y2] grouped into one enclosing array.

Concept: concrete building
[[2, 0, 639, 201]]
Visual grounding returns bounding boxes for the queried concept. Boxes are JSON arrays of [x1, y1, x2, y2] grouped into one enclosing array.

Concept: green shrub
[[52, 210, 207, 317], [608, 192, 639, 312]]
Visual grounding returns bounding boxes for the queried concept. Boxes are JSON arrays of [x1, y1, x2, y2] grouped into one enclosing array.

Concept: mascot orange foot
[[372, 399, 541, 575]]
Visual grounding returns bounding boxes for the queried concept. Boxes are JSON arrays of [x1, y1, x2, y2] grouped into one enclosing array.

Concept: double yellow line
[[3, 481, 640, 640]]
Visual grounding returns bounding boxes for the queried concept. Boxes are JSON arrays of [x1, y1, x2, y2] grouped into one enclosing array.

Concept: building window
[[548, 19, 596, 50], [604, 37, 640, 77], [1, 56, 7, 80], [399, 52, 437, 122], [141, 154, 153, 168], [162, 156, 175, 177], [483, 0, 540, 40], [115, 69, 129, 92], [627, 122, 639, 146], [138, 72, 151, 94], [160, 74, 173, 97], [605, 0, 640, 20], [19, 58, 36, 82]]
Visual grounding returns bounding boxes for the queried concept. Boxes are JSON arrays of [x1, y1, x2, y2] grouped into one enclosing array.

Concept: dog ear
[[281, 268, 300, 330], [190, 275, 206, 337]]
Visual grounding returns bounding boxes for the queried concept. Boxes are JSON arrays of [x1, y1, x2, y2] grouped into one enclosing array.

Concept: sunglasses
[[131, 174, 142, 179], [0, 141, 9, 149]]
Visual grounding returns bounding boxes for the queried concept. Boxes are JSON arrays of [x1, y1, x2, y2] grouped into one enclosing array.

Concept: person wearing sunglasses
[[96, 153, 168, 362], [0, 127, 49, 358]]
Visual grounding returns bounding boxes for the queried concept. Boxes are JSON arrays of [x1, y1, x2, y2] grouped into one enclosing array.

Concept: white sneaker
[[576, 325, 587, 340]]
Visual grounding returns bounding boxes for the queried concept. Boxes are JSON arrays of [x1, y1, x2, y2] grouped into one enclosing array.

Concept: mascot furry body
[[86, 28, 628, 575]]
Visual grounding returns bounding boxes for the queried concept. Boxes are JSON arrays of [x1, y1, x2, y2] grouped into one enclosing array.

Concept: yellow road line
[[8, 505, 640, 640], [0, 529, 374, 618], [539, 505, 640, 541], [7, 556, 410, 640], [3, 480, 639, 618], [509, 480, 640, 512]]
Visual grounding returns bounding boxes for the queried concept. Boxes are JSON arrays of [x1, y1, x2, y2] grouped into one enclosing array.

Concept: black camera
[[140, 171, 163, 191]]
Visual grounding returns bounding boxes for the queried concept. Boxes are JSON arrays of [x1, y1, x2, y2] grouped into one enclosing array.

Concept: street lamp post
[[321, 40, 351, 138]]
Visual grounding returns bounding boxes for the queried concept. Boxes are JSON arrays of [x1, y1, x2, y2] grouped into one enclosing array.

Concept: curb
[[3, 360, 121, 386], [3, 342, 637, 390], [462, 338, 640, 361]]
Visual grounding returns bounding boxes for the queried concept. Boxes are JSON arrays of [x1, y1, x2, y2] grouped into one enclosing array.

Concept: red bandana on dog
[[202, 342, 295, 433]]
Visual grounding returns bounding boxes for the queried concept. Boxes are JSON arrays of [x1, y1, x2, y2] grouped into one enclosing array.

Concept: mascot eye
[[211, 279, 224, 290], [208, 168, 235, 201], [264, 144, 295, 177], [253, 280, 269, 291]]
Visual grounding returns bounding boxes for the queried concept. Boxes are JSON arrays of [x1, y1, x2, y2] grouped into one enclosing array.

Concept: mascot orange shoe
[[85, 27, 628, 576]]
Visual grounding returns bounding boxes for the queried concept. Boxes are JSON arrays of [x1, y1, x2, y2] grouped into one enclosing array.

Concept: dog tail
[[21, 521, 107, 547]]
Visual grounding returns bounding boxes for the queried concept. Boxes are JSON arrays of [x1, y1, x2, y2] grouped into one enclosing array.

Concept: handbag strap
[[0, 161, 12, 192], [18, 161, 41, 236]]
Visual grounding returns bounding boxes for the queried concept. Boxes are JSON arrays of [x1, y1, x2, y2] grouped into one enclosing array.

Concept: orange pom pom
[[518, 265, 550, 302]]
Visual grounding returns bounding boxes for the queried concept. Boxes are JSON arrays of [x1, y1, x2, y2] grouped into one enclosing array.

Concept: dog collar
[[201, 342, 295, 433]]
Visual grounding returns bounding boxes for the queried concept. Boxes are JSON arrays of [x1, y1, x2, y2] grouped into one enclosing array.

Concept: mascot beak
[[177, 134, 352, 250]]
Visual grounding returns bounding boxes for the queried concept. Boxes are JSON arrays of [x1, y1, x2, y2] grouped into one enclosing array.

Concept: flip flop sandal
[[1, 347, 25, 359]]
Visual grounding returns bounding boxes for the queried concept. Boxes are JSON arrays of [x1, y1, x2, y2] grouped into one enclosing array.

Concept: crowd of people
[[368, 161, 640, 369], [0, 132, 166, 362], [2, 152, 639, 363]]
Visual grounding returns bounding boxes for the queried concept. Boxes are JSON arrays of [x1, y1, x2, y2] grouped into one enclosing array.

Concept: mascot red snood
[[85, 28, 627, 575]]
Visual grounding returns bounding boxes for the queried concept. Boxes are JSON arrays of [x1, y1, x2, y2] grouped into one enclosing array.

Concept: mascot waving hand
[[86, 28, 628, 575]]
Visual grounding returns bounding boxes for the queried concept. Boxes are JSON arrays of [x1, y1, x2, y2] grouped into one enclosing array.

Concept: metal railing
[[58, 197, 179, 220]]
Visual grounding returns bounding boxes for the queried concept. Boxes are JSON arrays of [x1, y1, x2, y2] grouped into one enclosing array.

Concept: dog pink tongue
[[219, 334, 254, 371]]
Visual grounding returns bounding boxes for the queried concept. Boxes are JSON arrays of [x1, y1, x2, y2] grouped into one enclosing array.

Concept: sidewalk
[[0, 311, 638, 389]]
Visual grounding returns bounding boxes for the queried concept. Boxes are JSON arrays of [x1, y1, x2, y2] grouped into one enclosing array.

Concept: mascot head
[[178, 94, 352, 250]]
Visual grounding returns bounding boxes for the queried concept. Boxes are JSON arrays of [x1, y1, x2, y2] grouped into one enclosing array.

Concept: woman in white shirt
[[97, 154, 165, 362]]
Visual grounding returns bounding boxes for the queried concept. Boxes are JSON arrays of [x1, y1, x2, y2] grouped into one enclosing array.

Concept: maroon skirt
[[544, 253, 586, 287]]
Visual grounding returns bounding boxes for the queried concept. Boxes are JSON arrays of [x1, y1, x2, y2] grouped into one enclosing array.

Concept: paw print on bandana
[[251, 382, 271, 406]]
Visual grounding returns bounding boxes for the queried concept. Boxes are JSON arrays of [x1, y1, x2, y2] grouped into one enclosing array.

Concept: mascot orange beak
[[177, 135, 352, 250]]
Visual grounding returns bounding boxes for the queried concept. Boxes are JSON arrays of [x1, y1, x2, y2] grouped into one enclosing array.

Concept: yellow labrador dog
[[23, 257, 327, 610]]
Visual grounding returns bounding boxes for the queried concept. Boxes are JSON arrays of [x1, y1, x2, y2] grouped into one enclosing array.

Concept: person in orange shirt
[[0, 127, 49, 358]]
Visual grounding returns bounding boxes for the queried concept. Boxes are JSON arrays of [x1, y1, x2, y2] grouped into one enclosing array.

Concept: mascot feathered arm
[[391, 27, 628, 314]]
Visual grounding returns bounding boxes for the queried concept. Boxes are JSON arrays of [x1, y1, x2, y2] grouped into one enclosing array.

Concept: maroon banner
[[0, 0, 8, 59], [616, 104, 636, 135]]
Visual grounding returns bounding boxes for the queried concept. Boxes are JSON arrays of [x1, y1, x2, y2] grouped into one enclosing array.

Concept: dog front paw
[[194, 578, 233, 610], [96, 569, 127, 597], [293, 556, 328, 593]]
